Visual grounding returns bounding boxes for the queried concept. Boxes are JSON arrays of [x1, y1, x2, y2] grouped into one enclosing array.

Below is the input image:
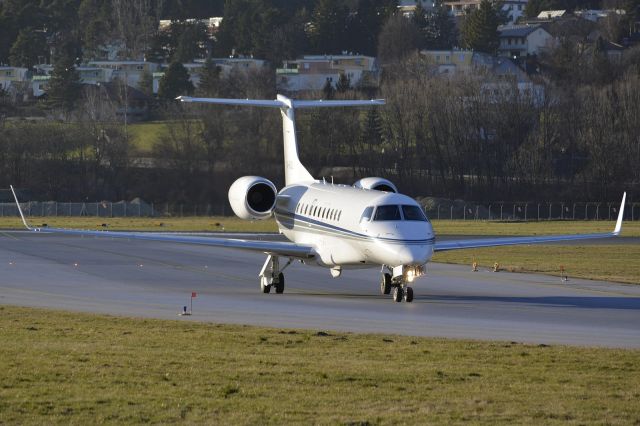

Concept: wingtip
[[613, 191, 626, 235], [9, 185, 32, 230]]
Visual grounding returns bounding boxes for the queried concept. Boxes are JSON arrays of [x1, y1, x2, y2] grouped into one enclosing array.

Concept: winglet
[[613, 192, 626, 235], [9, 185, 32, 231]]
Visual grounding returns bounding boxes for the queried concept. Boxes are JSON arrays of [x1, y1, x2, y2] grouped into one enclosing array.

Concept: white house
[[443, 0, 528, 24], [421, 49, 545, 103], [498, 24, 554, 58], [87, 61, 160, 88], [276, 55, 378, 93], [0, 67, 29, 92]]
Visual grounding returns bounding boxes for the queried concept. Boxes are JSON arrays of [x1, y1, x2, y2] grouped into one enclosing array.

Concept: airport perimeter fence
[[0, 201, 228, 218], [0, 200, 638, 221]]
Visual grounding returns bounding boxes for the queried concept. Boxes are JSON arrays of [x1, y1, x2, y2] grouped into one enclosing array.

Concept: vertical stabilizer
[[177, 95, 384, 186], [276, 95, 314, 185]]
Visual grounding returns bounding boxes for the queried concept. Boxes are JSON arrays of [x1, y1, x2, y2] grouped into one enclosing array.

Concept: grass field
[[1, 217, 639, 283], [127, 121, 169, 154], [1, 306, 639, 424]]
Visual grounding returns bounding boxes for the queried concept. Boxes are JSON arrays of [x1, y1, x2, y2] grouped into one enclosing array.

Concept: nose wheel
[[381, 272, 414, 303], [380, 273, 392, 295]]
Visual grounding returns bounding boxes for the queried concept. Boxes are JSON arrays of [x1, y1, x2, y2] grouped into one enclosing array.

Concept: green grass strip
[[1, 306, 639, 424]]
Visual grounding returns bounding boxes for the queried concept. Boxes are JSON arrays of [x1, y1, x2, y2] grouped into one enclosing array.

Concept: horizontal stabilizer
[[176, 96, 385, 110]]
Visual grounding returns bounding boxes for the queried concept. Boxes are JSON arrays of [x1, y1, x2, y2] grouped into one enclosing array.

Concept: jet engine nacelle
[[353, 177, 398, 193], [228, 176, 278, 220]]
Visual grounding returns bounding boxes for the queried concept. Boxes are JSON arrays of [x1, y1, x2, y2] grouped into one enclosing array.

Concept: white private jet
[[11, 94, 626, 303]]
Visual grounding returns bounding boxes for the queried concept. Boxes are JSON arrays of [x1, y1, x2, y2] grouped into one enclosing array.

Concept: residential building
[[398, 0, 436, 15], [421, 49, 544, 102], [498, 24, 554, 58], [158, 17, 223, 35], [88, 61, 160, 88], [443, 0, 528, 24], [152, 57, 267, 94], [31, 65, 115, 97], [0, 67, 30, 91], [574, 9, 626, 23], [421, 49, 474, 75], [276, 55, 377, 93]]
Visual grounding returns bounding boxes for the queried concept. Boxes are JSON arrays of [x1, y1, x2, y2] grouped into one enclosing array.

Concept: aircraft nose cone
[[394, 245, 430, 266]]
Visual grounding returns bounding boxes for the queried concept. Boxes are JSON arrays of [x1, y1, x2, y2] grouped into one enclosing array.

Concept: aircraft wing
[[9, 187, 315, 259], [434, 193, 626, 252]]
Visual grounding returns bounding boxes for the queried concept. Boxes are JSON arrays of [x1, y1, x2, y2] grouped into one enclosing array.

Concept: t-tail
[[177, 95, 385, 186]]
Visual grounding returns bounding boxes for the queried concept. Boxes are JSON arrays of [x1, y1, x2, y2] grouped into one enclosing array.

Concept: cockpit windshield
[[402, 205, 428, 222], [373, 205, 401, 221], [368, 204, 430, 222]]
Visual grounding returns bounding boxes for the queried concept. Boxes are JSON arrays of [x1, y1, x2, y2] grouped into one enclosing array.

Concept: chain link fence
[[0, 200, 637, 220], [0, 201, 228, 218], [422, 201, 638, 221]]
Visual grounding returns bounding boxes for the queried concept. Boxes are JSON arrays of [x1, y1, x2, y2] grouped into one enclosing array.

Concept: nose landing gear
[[381, 267, 414, 303]]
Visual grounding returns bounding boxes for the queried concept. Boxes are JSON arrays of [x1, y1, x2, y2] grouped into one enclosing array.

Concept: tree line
[[2, 52, 638, 204], [0, 0, 639, 205]]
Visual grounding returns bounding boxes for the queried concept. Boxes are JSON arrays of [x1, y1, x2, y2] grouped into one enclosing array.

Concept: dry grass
[[1, 306, 639, 425], [434, 245, 640, 284]]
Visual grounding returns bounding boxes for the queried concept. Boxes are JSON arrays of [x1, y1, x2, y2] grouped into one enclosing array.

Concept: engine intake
[[353, 177, 398, 193], [228, 176, 277, 220]]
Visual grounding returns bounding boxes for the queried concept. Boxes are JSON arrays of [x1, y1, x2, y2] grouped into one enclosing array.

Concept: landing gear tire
[[404, 286, 414, 303], [392, 286, 404, 302], [260, 277, 271, 294], [274, 272, 285, 294], [380, 273, 392, 295]]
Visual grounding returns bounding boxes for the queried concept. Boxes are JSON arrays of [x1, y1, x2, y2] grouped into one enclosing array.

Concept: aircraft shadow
[[419, 295, 640, 310]]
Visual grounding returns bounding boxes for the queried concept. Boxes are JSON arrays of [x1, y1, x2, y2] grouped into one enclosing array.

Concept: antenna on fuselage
[[177, 95, 385, 186]]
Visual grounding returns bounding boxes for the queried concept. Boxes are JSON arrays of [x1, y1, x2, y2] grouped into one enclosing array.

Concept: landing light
[[402, 265, 425, 283]]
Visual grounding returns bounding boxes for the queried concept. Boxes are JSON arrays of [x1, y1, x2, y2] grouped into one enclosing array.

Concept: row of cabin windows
[[295, 202, 342, 222]]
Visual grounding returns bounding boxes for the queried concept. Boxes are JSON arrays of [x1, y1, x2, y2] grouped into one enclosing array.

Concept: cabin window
[[360, 206, 374, 223], [330, 209, 335, 220], [402, 205, 428, 222], [337, 211, 342, 221], [373, 205, 401, 221]]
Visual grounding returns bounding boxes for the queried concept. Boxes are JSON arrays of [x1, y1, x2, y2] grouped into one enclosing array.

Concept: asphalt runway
[[1, 231, 639, 348]]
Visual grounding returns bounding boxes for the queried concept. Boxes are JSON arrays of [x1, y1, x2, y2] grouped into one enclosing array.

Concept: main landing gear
[[380, 270, 414, 303], [259, 255, 292, 294]]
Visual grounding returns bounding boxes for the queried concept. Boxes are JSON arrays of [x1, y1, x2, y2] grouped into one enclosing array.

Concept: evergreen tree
[[309, 0, 349, 54], [9, 28, 47, 68], [423, 4, 458, 50], [268, 8, 309, 66], [197, 57, 220, 96], [346, 0, 398, 56], [138, 70, 154, 97], [336, 73, 351, 93], [460, 0, 501, 54], [378, 13, 421, 64], [158, 61, 194, 101], [146, 34, 169, 63], [172, 22, 208, 62], [47, 48, 81, 113], [623, 0, 640, 35], [322, 79, 335, 99]]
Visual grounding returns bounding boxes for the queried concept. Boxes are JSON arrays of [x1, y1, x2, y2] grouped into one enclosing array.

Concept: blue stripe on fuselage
[[274, 209, 434, 245]]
